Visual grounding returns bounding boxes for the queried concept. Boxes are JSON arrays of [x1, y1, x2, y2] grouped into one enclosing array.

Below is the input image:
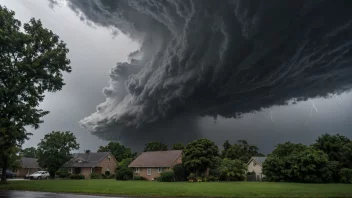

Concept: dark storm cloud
[[67, 0, 352, 136]]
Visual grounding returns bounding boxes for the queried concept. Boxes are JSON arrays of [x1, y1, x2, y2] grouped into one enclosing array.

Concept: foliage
[[183, 138, 219, 176], [313, 134, 351, 163], [37, 131, 79, 178], [0, 146, 21, 172], [158, 171, 175, 182], [133, 175, 146, 180], [173, 164, 187, 181], [221, 140, 231, 157], [217, 158, 247, 181], [105, 171, 110, 176], [144, 142, 168, 152], [187, 173, 196, 182], [116, 167, 133, 181], [0, 6, 71, 182], [90, 172, 102, 179], [263, 142, 333, 183], [222, 140, 263, 163], [172, 143, 185, 150], [55, 169, 70, 178], [117, 158, 133, 170], [98, 142, 136, 162], [70, 174, 85, 180], [340, 168, 352, 183], [21, 147, 38, 158]]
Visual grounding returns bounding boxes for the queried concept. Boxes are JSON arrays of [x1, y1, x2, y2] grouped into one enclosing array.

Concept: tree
[[217, 158, 247, 181], [0, 6, 71, 182], [313, 133, 351, 167], [144, 142, 168, 152], [263, 142, 333, 183], [182, 138, 219, 176], [98, 142, 136, 161], [21, 147, 37, 158], [37, 131, 79, 178], [117, 158, 134, 170], [223, 140, 263, 163], [0, 146, 21, 172], [221, 140, 231, 157], [172, 143, 185, 150]]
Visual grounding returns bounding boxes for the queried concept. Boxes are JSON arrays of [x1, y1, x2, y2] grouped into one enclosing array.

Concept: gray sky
[[2, 0, 352, 154]]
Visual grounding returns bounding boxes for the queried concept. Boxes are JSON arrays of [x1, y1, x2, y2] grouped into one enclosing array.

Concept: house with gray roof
[[128, 150, 182, 180], [16, 157, 40, 178], [62, 151, 117, 179], [247, 156, 267, 181]]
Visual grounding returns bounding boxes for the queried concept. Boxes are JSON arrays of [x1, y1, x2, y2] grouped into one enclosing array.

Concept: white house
[[247, 156, 267, 181]]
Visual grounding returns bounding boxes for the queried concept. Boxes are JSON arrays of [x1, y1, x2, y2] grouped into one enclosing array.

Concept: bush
[[105, 171, 110, 176], [340, 168, 352, 183], [133, 175, 147, 180], [55, 169, 71, 178], [90, 172, 102, 179], [70, 174, 85, 180], [208, 175, 219, 182], [157, 171, 175, 182], [173, 164, 187, 181], [187, 173, 196, 182], [116, 167, 133, 180]]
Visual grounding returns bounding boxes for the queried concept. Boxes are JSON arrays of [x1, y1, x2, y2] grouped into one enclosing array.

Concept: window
[[157, 167, 163, 173], [147, 168, 151, 175], [135, 167, 140, 173]]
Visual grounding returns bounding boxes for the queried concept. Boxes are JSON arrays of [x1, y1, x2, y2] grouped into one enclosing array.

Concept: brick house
[[128, 150, 182, 180], [62, 151, 117, 179], [16, 157, 40, 178]]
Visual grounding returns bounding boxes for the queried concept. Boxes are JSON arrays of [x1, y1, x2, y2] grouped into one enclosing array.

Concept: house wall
[[247, 160, 264, 181], [80, 167, 92, 179], [16, 168, 39, 177], [134, 167, 170, 180], [96, 153, 118, 175]]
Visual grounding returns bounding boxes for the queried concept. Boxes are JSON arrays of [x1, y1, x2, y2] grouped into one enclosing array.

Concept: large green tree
[[313, 133, 351, 167], [21, 147, 38, 158], [37, 131, 79, 178], [223, 140, 263, 163], [0, 6, 70, 182], [144, 142, 168, 152], [0, 146, 21, 172], [217, 158, 247, 181], [98, 142, 136, 161], [172, 143, 185, 150], [263, 142, 334, 183], [182, 138, 219, 176]]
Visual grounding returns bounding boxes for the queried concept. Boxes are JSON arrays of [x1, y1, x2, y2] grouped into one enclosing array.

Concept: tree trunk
[[1, 156, 8, 183]]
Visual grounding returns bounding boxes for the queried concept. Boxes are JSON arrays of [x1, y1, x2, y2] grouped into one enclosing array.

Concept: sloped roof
[[248, 157, 267, 165], [20, 157, 39, 169], [128, 150, 182, 168], [62, 152, 110, 168]]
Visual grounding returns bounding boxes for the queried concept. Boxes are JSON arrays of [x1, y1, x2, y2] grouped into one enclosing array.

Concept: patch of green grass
[[0, 180, 351, 197]]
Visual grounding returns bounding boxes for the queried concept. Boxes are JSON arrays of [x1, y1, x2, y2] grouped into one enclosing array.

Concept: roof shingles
[[62, 152, 110, 168], [128, 150, 182, 168]]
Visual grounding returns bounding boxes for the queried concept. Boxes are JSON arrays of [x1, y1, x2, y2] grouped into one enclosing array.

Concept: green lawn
[[0, 180, 351, 197]]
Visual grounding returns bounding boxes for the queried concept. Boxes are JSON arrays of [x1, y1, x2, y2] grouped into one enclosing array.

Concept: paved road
[[0, 191, 123, 198]]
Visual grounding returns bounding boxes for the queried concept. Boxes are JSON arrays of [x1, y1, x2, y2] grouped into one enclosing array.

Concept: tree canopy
[[0, 6, 71, 182], [263, 142, 333, 183], [172, 143, 185, 150], [144, 142, 168, 152], [98, 142, 136, 161], [182, 138, 219, 176], [37, 131, 79, 178], [21, 147, 38, 158], [217, 158, 247, 181], [222, 140, 263, 163]]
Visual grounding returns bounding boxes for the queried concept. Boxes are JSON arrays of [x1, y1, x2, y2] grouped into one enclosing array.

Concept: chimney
[[85, 150, 90, 154]]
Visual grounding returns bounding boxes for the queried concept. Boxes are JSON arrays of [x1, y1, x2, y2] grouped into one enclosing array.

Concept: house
[[16, 157, 40, 178], [62, 151, 117, 179], [247, 156, 267, 181], [128, 150, 182, 180]]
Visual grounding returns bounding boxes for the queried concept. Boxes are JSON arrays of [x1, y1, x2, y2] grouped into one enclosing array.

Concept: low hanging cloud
[[64, 0, 352, 136]]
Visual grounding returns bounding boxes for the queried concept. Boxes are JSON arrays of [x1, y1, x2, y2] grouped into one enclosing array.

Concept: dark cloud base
[[61, 0, 352, 144]]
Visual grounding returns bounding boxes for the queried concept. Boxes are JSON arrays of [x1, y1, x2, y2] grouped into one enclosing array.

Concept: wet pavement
[[0, 191, 123, 198]]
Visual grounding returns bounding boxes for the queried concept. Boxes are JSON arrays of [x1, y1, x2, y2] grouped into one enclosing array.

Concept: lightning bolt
[[305, 99, 318, 125], [310, 99, 318, 113], [335, 95, 343, 105], [270, 110, 275, 124]]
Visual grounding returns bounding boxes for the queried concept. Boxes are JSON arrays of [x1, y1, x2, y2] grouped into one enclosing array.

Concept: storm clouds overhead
[[3, 0, 352, 153], [66, 1, 352, 140]]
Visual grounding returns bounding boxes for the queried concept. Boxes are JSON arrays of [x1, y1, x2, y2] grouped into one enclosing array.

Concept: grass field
[[0, 179, 352, 197]]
